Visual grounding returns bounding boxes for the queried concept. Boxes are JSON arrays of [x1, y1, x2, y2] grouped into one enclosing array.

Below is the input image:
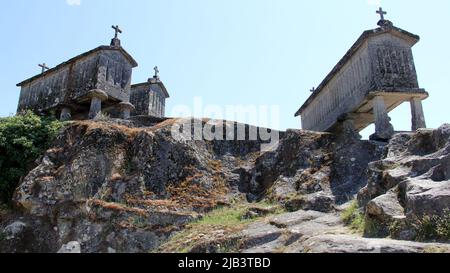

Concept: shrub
[[413, 209, 450, 241], [341, 200, 366, 233], [341, 200, 384, 237], [0, 111, 65, 204]]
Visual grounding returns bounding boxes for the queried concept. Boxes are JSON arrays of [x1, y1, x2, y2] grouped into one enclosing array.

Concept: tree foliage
[[0, 111, 65, 204]]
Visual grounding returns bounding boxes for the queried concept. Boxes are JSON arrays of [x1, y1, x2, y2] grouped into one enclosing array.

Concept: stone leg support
[[335, 114, 361, 142], [60, 107, 72, 121], [118, 102, 135, 120], [410, 98, 426, 131], [89, 97, 103, 119], [87, 89, 108, 120], [122, 108, 131, 119], [342, 117, 361, 140], [372, 95, 394, 140]]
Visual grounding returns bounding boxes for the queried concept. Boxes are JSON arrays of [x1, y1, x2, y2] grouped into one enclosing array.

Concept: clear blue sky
[[1, 0, 449, 138]]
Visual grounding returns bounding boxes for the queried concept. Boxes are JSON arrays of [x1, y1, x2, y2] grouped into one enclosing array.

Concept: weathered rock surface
[[1, 119, 279, 253], [255, 129, 384, 208], [1, 120, 449, 253], [167, 210, 449, 253], [358, 124, 450, 239], [57, 241, 81, 253], [290, 234, 449, 253]]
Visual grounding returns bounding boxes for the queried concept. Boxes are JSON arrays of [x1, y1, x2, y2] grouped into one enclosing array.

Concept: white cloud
[[66, 0, 81, 6], [367, 0, 382, 6]]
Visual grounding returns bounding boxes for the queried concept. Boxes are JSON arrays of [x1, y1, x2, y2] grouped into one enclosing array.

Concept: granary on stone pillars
[[294, 8, 429, 140], [16, 26, 170, 121]]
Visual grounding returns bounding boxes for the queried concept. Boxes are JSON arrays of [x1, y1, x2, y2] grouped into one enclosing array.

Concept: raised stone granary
[[295, 10, 429, 140], [16, 26, 170, 121], [130, 67, 170, 119]]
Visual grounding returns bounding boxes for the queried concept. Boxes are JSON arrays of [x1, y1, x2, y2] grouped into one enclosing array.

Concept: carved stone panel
[[371, 44, 419, 89]]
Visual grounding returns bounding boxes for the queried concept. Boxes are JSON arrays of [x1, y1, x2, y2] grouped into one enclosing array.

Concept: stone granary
[[16, 26, 170, 121], [295, 8, 428, 140], [130, 66, 169, 119]]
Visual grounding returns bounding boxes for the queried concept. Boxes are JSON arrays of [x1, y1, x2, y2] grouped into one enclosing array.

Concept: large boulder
[[402, 179, 450, 217], [2, 119, 276, 253], [358, 124, 450, 240], [254, 129, 385, 210]]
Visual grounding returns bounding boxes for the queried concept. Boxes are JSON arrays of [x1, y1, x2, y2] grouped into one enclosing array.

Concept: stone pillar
[[87, 89, 108, 120], [118, 102, 135, 119], [336, 114, 361, 142], [371, 95, 394, 140], [410, 97, 427, 131], [60, 106, 72, 121]]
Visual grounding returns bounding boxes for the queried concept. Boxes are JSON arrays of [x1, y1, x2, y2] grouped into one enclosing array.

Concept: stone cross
[[154, 66, 160, 78], [112, 25, 122, 39], [310, 87, 316, 93], [38, 63, 49, 73], [376, 7, 387, 21]]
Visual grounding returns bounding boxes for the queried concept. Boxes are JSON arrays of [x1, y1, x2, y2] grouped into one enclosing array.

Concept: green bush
[[0, 111, 65, 204], [341, 200, 383, 237], [341, 200, 366, 233], [413, 209, 450, 241]]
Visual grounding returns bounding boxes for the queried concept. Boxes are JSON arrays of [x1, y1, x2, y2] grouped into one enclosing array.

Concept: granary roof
[[294, 21, 420, 117], [131, 77, 170, 98], [17, 45, 138, 87]]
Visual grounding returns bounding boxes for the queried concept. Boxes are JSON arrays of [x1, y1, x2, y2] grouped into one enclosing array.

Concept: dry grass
[[146, 118, 178, 132], [167, 177, 228, 211], [90, 199, 147, 217], [74, 120, 143, 139], [125, 198, 180, 210], [233, 151, 261, 167], [207, 160, 223, 172], [37, 176, 55, 183], [122, 170, 229, 212]]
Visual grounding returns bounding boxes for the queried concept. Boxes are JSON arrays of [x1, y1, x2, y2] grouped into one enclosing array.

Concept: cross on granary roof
[[376, 7, 387, 21], [38, 63, 49, 73], [112, 25, 122, 39], [154, 66, 160, 78]]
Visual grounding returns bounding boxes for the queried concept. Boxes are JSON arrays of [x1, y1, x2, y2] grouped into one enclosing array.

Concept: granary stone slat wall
[[67, 54, 101, 101], [130, 82, 167, 118], [18, 66, 71, 113], [301, 43, 373, 132], [149, 84, 166, 118], [130, 84, 150, 116], [95, 51, 133, 102]]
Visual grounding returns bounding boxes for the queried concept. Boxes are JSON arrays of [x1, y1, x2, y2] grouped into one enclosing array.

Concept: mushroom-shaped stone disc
[[118, 102, 136, 111], [87, 89, 109, 101]]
